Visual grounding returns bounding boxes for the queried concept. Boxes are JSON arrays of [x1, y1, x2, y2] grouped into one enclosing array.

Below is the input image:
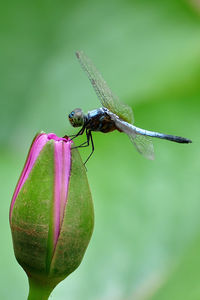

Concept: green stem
[[27, 277, 55, 300]]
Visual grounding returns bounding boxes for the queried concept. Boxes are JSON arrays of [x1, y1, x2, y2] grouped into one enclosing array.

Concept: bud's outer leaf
[[11, 141, 55, 276]]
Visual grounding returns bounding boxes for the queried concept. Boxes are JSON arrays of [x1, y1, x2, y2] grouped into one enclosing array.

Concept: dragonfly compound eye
[[68, 111, 75, 119], [68, 108, 85, 127]]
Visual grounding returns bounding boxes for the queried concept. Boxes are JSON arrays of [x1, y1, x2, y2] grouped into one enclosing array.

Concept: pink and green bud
[[10, 132, 94, 299]]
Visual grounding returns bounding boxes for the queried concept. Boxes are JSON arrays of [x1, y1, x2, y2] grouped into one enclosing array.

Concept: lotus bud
[[9, 132, 94, 300]]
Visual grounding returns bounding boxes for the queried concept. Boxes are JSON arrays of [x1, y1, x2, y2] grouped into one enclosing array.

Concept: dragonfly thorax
[[68, 108, 86, 127], [86, 108, 117, 133]]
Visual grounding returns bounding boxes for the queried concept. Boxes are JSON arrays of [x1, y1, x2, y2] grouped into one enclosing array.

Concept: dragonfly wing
[[129, 134, 155, 160], [111, 114, 155, 160], [76, 51, 134, 124]]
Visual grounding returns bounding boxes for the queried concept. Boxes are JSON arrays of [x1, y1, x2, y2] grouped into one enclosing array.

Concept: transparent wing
[[129, 134, 155, 160], [76, 51, 134, 124], [107, 110, 155, 160]]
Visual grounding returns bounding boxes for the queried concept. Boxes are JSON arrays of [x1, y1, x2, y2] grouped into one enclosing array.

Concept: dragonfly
[[68, 51, 192, 163]]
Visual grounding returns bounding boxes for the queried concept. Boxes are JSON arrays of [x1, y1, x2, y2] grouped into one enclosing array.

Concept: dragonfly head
[[68, 108, 85, 127]]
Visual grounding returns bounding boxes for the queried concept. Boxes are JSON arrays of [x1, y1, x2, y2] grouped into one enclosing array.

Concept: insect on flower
[[68, 51, 192, 163]]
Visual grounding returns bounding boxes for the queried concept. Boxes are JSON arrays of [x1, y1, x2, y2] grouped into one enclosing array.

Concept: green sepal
[[11, 141, 55, 280]]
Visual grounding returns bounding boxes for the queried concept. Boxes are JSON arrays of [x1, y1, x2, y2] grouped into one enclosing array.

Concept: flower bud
[[10, 132, 94, 299]]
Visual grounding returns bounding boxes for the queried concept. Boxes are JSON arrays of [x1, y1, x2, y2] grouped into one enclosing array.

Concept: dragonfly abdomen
[[135, 128, 192, 144]]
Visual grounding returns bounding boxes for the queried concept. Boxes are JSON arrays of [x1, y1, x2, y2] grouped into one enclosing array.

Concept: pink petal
[[53, 139, 72, 250]]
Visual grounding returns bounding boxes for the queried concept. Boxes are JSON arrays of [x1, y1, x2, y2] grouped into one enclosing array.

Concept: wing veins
[[76, 51, 134, 124]]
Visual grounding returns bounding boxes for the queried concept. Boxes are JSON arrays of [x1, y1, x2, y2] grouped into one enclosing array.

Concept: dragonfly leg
[[72, 128, 91, 149], [63, 126, 86, 140], [72, 140, 89, 149], [84, 130, 94, 165], [69, 129, 94, 165], [65, 134, 77, 139], [70, 126, 90, 149]]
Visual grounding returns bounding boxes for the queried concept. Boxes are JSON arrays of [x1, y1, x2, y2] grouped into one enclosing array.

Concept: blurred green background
[[1, 0, 200, 299]]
